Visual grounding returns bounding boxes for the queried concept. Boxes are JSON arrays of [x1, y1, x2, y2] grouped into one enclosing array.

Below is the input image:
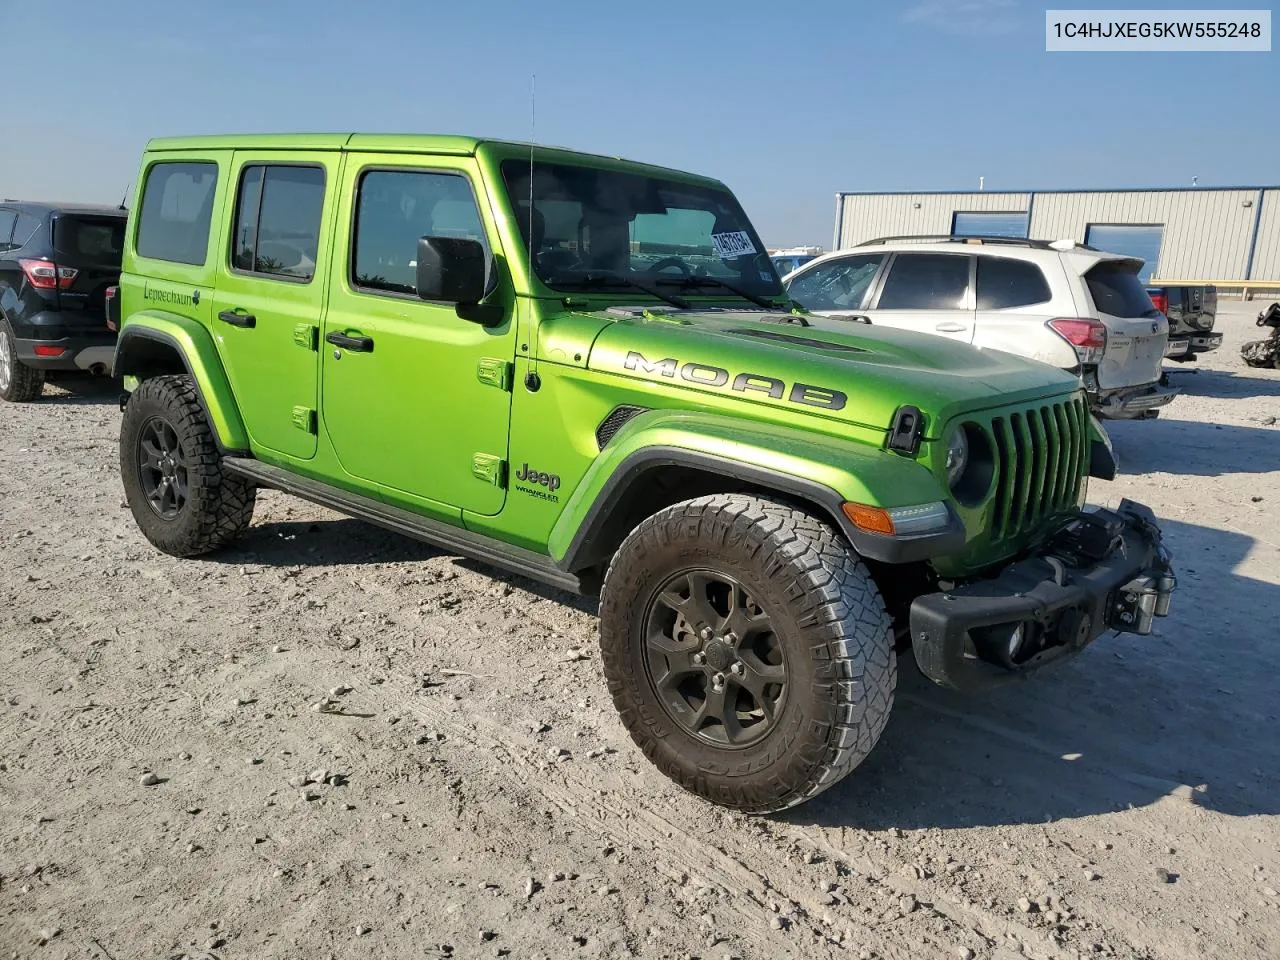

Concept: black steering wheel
[[645, 256, 692, 276]]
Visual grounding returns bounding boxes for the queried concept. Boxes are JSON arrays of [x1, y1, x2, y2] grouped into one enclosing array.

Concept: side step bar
[[222, 457, 583, 595]]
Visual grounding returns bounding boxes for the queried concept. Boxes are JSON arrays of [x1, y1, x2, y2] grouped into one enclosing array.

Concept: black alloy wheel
[[138, 416, 190, 519], [643, 569, 787, 748]]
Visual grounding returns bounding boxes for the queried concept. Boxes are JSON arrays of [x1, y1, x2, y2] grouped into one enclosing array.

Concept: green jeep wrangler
[[113, 134, 1175, 813]]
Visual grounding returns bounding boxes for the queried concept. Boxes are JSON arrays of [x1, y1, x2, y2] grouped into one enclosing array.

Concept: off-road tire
[[120, 374, 256, 557], [599, 493, 896, 813], [0, 315, 46, 402]]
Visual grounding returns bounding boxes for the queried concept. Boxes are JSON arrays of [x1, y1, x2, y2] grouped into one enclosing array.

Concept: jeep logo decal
[[623, 351, 846, 411], [514, 462, 561, 503]]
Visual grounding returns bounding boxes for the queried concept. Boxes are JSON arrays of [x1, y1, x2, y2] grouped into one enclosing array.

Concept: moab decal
[[622, 350, 846, 411]]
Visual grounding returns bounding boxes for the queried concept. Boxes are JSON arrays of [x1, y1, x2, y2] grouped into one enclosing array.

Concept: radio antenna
[[525, 73, 542, 392]]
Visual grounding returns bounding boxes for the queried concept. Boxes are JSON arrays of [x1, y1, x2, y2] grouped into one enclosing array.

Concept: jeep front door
[[320, 158, 514, 516], [210, 154, 336, 460]]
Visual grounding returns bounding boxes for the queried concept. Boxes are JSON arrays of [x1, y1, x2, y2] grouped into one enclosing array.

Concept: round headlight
[[945, 427, 969, 488]]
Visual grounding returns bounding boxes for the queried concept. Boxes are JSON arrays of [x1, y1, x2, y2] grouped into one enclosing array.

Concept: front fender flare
[[114, 311, 249, 453], [550, 410, 962, 571]]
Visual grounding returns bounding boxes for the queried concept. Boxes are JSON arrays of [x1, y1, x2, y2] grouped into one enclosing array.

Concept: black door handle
[[325, 331, 374, 353], [218, 309, 256, 328]]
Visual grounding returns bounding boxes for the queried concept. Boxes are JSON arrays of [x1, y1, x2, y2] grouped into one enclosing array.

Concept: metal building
[[832, 186, 1280, 298]]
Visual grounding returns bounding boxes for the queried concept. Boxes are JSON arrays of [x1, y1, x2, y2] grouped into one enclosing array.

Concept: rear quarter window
[[0, 209, 15, 249], [1085, 262, 1159, 319], [11, 213, 43, 250], [975, 257, 1051, 310], [135, 161, 219, 265]]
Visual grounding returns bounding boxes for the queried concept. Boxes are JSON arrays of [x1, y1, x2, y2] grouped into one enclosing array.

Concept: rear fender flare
[[114, 311, 248, 453]]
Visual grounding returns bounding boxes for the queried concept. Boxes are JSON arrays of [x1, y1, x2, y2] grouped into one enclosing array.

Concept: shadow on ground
[[1164, 365, 1280, 400], [41, 372, 121, 406], [1108, 416, 1280, 476], [225, 516, 442, 567], [791, 515, 1280, 829], [215, 516, 594, 612]]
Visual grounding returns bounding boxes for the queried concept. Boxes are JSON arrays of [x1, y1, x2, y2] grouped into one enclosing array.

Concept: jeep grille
[[988, 396, 1089, 542]]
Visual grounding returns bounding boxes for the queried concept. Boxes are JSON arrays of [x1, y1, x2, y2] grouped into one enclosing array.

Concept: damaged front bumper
[[910, 499, 1175, 691]]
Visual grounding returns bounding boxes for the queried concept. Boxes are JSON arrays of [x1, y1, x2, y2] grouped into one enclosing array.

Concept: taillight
[[104, 285, 120, 332], [19, 259, 78, 290], [1149, 292, 1168, 314], [1047, 318, 1107, 364]]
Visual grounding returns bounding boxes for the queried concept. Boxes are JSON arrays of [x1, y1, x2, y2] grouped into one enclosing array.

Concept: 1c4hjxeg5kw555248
[[112, 134, 1176, 813]]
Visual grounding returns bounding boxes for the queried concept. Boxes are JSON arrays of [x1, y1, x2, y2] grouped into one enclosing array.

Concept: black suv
[[0, 201, 126, 402]]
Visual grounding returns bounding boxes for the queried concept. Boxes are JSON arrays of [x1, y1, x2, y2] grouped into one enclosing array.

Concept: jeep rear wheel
[[120, 374, 256, 557], [599, 494, 896, 813], [0, 315, 46, 402]]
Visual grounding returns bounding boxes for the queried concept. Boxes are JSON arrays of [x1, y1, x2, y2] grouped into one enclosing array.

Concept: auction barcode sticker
[[712, 231, 757, 259], [1047, 10, 1271, 50]]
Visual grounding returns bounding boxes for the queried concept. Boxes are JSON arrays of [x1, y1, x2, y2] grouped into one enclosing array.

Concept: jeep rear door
[[863, 252, 976, 342], [319, 155, 514, 517], [209, 153, 338, 461]]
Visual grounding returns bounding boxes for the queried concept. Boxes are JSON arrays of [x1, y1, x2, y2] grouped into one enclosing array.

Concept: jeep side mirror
[[415, 237, 487, 306]]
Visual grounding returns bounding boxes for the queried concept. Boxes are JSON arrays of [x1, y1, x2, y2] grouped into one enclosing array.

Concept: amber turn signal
[[842, 502, 895, 536]]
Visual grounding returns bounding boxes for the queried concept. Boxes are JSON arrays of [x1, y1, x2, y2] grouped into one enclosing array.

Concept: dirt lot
[[2, 301, 1278, 960]]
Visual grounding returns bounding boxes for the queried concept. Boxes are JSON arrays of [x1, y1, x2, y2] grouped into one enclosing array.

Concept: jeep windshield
[[499, 159, 783, 303]]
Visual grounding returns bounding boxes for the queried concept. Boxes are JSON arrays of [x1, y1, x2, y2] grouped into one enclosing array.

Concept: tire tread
[[120, 375, 255, 557], [599, 493, 896, 813], [0, 317, 46, 402]]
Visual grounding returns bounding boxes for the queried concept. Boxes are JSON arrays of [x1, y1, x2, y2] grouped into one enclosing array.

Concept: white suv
[[782, 236, 1175, 418]]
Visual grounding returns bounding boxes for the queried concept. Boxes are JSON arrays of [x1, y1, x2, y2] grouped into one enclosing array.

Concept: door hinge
[[476, 357, 514, 391], [471, 453, 506, 487], [291, 406, 317, 434], [293, 323, 319, 351]]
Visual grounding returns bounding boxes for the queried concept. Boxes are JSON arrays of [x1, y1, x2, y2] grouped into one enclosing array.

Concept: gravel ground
[[2, 300, 1278, 960]]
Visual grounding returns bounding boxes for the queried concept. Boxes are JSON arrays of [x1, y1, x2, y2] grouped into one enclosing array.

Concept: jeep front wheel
[[599, 493, 896, 813], [120, 374, 256, 557]]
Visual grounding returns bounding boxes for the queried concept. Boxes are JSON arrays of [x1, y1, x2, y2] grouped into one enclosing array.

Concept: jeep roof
[[143, 133, 726, 190]]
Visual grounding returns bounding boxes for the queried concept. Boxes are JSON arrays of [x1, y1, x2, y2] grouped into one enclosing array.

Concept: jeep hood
[[570, 307, 1082, 434]]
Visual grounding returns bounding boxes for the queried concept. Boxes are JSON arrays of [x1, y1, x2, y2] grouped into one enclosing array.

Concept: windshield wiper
[[659, 274, 784, 312], [559, 271, 690, 310]]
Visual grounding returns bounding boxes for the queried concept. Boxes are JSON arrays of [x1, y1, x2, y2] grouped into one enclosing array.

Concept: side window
[[11, 214, 42, 250], [876, 253, 969, 310], [136, 161, 218, 265], [352, 169, 487, 296], [0, 209, 15, 250], [785, 255, 884, 311], [975, 257, 1052, 310], [232, 165, 326, 281]]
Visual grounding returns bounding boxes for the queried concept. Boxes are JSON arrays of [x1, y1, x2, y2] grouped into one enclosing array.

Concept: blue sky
[[1, 0, 1273, 246]]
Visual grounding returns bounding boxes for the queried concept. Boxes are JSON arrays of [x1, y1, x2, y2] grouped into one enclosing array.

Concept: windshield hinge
[[477, 358, 514, 391], [472, 453, 507, 487]]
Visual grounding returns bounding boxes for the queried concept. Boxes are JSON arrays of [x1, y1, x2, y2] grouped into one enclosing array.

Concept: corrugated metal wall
[[837, 193, 1029, 248], [1030, 190, 1255, 280], [1250, 189, 1280, 281], [837, 188, 1278, 284]]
